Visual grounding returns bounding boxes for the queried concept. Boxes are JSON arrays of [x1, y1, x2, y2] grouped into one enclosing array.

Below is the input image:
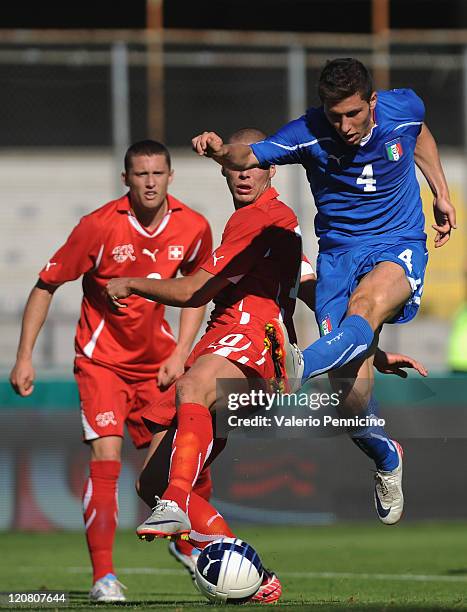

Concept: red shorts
[[74, 356, 176, 449], [142, 323, 275, 429], [186, 324, 275, 377]]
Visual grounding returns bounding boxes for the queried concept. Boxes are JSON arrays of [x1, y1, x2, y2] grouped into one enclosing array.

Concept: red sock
[[175, 537, 196, 556], [173, 465, 213, 556], [187, 492, 235, 550], [164, 403, 213, 512], [82, 460, 121, 583], [193, 465, 213, 501]]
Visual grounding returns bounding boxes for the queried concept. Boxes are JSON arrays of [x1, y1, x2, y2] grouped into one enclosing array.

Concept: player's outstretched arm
[[414, 123, 457, 247], [10, 280, 57, 396], [106, 268, 230, 309], [191, 131, 260, 170]]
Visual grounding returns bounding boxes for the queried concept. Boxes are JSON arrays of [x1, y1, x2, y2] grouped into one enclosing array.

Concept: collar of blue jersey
[[359, 122, 378, 147], [116, 193, 183, 214]]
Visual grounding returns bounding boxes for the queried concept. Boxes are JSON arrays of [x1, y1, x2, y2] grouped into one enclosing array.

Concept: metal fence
[[1, 29, 466, 148]]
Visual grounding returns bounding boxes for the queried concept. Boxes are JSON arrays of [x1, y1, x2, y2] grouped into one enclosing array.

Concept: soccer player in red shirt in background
[[9, 140, 212, 603]]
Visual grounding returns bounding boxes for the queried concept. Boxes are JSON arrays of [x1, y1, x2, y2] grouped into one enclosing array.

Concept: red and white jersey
[[39, 194, 212, 380], [202, 187, 303, 344]]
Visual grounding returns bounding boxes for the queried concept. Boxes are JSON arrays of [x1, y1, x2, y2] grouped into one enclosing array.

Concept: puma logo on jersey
[[212, 253, 225, 267], [142, 247, 159, 262], [45, 261, 57, 271], [112, 244, 136, 263], [329, 154, 345, 167]]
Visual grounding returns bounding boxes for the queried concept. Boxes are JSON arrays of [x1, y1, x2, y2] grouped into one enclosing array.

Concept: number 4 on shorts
[[398, 249, 413, 273]]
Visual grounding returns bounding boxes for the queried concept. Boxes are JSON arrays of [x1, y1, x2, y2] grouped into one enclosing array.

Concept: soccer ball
[[194, 538, 264, 603]]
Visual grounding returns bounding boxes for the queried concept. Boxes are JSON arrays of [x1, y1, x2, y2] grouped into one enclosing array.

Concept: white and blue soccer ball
[[194, 538, 264, 603]]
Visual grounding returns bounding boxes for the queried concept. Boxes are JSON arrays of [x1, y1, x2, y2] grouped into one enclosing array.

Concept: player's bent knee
[[347, 292, 373, 316], [347, 292, 389, 326], [90, 436, 122, 462], [175, 375, 211, 405], [175, 376, 195, 397]]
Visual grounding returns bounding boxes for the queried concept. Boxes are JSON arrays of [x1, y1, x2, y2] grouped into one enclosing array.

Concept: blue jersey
[[251, 89, 427, 252]]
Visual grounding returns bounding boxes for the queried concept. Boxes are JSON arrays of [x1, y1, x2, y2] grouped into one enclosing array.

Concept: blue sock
[[302, 315, 374, 380], [348, 395, 399, 471]]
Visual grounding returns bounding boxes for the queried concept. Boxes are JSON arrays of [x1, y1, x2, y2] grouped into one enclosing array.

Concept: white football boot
[[374, 441, 404, 525], [137, 497, 191, 540], [89, 573, 127, 603]]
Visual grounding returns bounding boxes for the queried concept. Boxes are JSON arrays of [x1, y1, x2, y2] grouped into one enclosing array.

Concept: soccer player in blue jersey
[[191, 58, 456, 525]]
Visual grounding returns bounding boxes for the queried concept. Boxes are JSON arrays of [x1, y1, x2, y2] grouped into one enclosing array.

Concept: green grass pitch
[[1, 523, 467, 610]]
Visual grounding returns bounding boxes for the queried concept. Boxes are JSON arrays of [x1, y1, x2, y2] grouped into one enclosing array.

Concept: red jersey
[[39, 194, 212, 380], [201, 187, 302, 344]]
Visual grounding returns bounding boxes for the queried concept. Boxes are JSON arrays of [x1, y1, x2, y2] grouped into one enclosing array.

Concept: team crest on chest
[[385, 138, 403, 162], [168, 245, 184, 260], [112, 244, 136, 263]]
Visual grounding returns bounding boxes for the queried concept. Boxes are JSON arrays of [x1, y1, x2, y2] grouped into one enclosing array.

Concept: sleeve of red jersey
[[180, 216, 213, 276], [38, 215, 102, 286], [201, 208, 269, 281]]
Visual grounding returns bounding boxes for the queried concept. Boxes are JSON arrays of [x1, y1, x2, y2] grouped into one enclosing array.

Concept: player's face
[[123, 154, 174, 212], [324, 91, 377, 146], [223, 165, 276, 208]]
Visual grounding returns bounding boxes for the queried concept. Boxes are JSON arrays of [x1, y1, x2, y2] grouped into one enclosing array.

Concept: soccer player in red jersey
[[106, 128, 307, 603], [106, 130, 427, 604], [9, 140, 212, 603]]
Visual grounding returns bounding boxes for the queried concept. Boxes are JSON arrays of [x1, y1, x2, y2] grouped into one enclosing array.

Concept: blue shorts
[[315, 240, 428, 336]]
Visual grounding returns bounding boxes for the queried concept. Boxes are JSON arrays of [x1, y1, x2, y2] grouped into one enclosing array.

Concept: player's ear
[[168, 169, 174, 185], [122, 171, 129, 187], [369, 91, 377, 111], [269, 165, 276, 179]]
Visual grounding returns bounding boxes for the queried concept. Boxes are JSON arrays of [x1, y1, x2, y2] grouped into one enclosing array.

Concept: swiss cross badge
[[168, 245, 184, 260]]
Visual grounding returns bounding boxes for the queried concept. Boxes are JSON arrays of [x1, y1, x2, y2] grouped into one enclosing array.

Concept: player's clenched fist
[[192, 131, 225, 157], [105, 277, 132, 308], [10, 359, 35, 396]]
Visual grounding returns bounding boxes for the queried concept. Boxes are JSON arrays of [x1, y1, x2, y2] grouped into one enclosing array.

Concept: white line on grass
[[285, 571, 467, 583], [65, 567, 186, 575], [55, 567, 467, 583]]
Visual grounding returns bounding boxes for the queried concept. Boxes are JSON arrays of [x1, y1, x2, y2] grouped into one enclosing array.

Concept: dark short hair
[[318, 58, 374, 104], [124, 140, 171, 172]]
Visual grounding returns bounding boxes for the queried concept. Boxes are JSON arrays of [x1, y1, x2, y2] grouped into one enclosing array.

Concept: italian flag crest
[[385, 138, 403, 161]]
